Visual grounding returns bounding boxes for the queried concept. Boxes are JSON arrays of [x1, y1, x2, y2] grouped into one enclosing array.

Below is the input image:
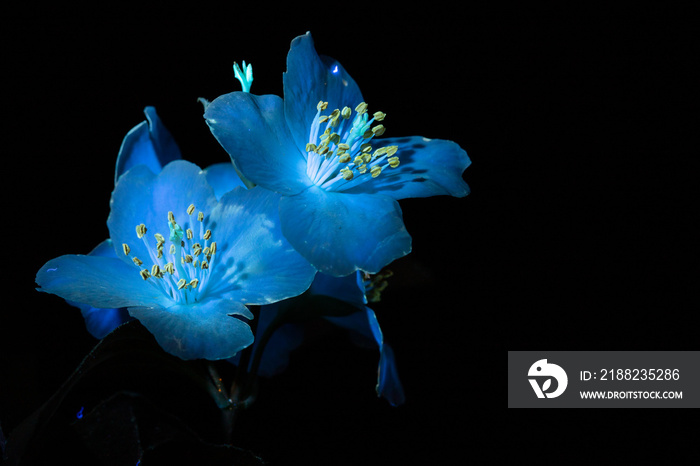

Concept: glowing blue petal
[[106, 161, 217, 265], [282, 32, 364, 154], [202, 162, 246, 199], [344, 136, 471, 200], [279, 186, 412, 276], [205, 187, 316, 304], [204, 92, 311, 195], [66, 239, 132, 338], [36, 254, 169, 309], [114, 107, 181, 183], [128, 298, 254, 360]]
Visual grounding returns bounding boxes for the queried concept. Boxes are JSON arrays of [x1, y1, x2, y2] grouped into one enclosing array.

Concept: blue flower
[[68, 107, 249, 340], [36, 161, 317, 360], [204, 32, 471, 277]]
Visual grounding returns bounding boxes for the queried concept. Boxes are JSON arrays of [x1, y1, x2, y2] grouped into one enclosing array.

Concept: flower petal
[[202, 162, 247, 200], [66, 239, 132, 338], [325, 308, 405, 406], [36, 254, 169, 309], [283, 32, 364, 155], [204, 92, 311, 195], [344, 136, 471, 200], [205, 186, 317, 304], [107, 161, 217, 266], [128, 298, 254, 360], [114, 106, 181, 183], [309, 272, 366, 309], [279, 186, 412, 276]]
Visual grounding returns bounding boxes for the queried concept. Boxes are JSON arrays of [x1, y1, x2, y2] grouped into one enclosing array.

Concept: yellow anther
[[386, 145, 399, 156], [341, 106, 352, 119], [329, 133, 340, 144], [151, 264, 162, 278], [372, 125, 386, 136], [154, 233, 165, 244], [201, 260, 209, 270], [306, 143, 317, 153], [362, 128, 374, 139], [164, 262, 175, 274], [371, 166, 382, 178], [122, 243, 131, 256], [210, 242, 217, 254], [337, 143, 350, 151], [184, 254, 193, 264], [317, 101, 328, 111], [193, 244, 202, 256], [136, 224, 147, 238], [140, 269, 150, 280], [203, 247, 211, 256], [317, 145, 329, 156], [186, 229, 194, 240], [203, 229, 212, 240], [177, 278, 187, 290], [355, 102, 368, 114], [187, 204, 196, 216], [340, 167, 354, 180], [329, 110, 341, 127], [388, 156, 400, 168], [360, 143, 372, 153], [358, 164, 368, 174], [193, 259, 199, 268], [362, 153, 372, 164], [132, 257, 143, 266], [374, 147, 388, 157], [156, 249, 163, 259], [338, 154, 350, 164], [198, 212, 204, 222], [189, 279, 199, 289], [353, 155, 364, 166], [169, 244, 176, 255], [168, 211, 176, 224], [319, 115, 330, 124], [373, 111, 386, 121]]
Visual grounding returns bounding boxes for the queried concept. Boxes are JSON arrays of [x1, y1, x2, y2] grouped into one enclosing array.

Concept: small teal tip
[[233, 61, 254, 93]]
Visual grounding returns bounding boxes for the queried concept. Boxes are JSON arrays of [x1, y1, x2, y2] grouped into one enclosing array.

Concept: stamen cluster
[[305, 101, 400, 192], [121, 203, 217, 304]]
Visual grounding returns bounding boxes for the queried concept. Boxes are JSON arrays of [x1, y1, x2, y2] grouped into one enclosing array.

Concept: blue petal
[[228, 304, 305, 377], [114, 107, 181, 183], [66, 239, 132, 338], [376, 341, 406, 406], [205, 186, 317, 304], [279, 186, 412, 276], [344, 136, 471, 200], [79, 306, 131, 340], [107, 161, 218, 266], [204, 92, 311, 195], [36, 254, 170, 309], [128, 298, 254, 360], [325, 308, 405, 406], [283, 32, 364, 155], [202, 162, 247, 199], [309, 272, 366, 309]]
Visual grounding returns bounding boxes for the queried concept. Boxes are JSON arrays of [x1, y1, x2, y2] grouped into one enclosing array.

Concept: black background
[[3, 3, 697, 464]]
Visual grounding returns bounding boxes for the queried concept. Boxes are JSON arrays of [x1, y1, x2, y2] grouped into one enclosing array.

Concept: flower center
[[304, 101, 400, 192], [121, 204, 217, 305]]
